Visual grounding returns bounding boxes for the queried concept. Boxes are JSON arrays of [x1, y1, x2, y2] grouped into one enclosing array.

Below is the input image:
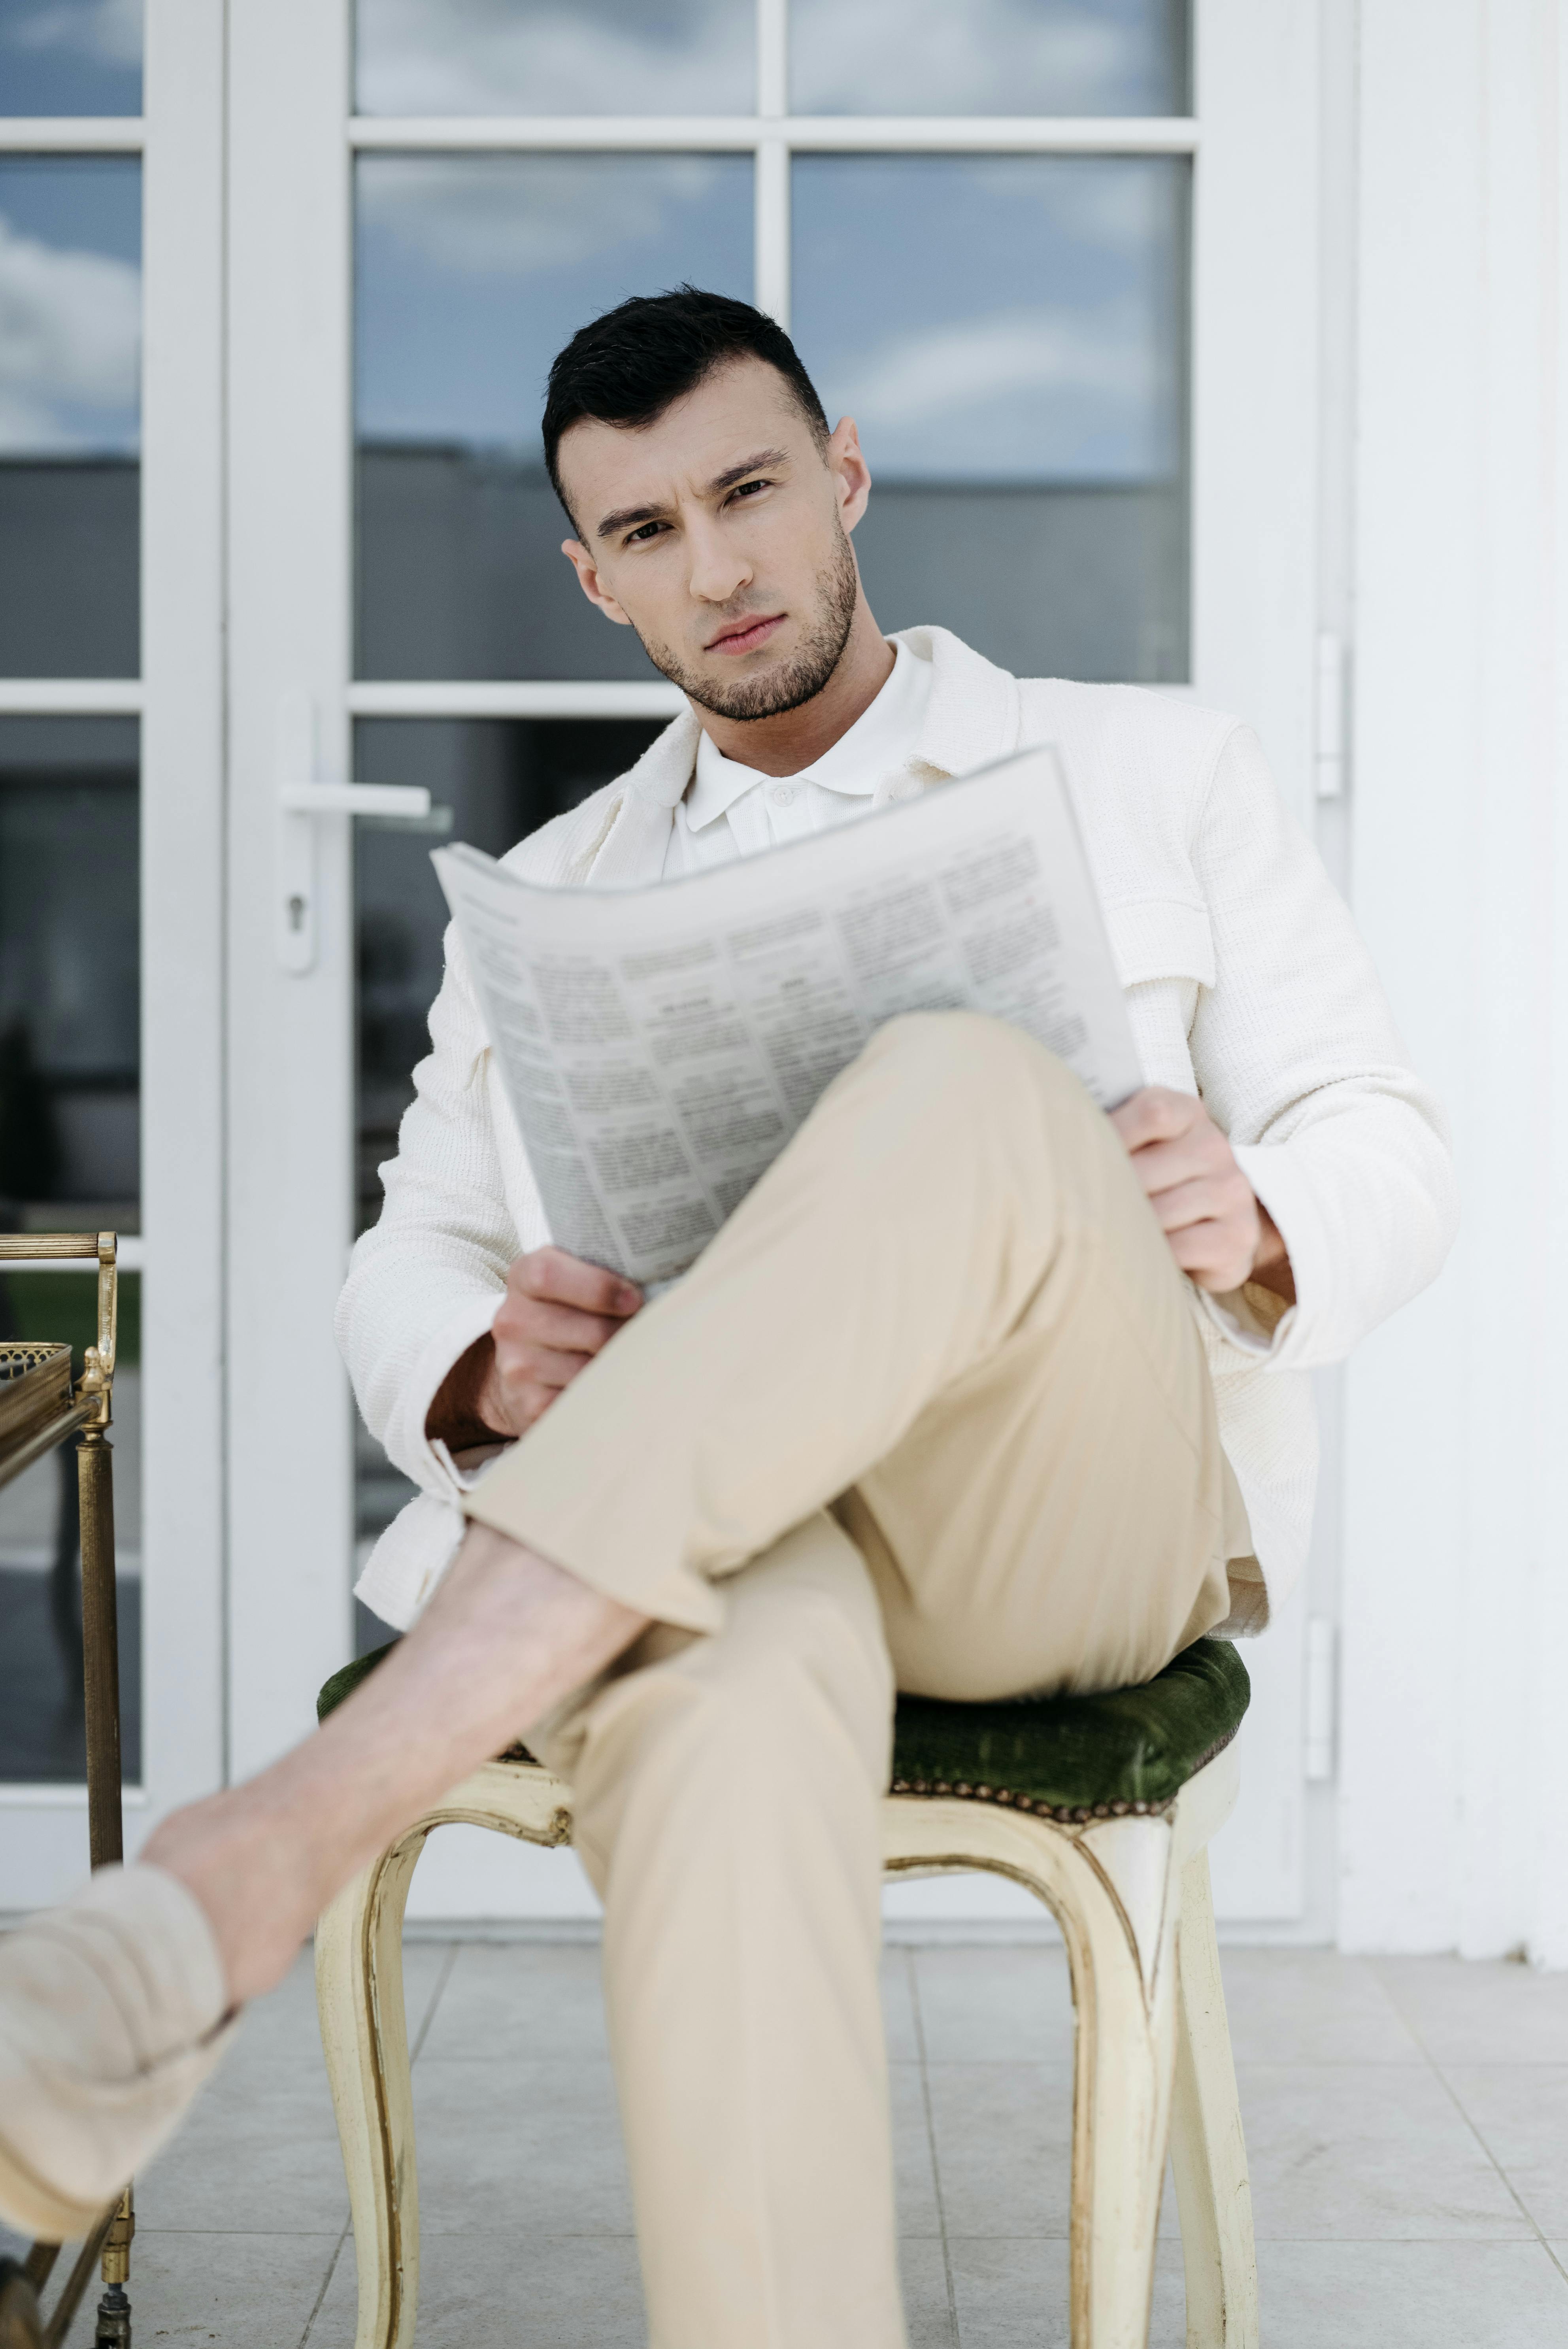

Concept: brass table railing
[[0, 1233, 134, 2349]]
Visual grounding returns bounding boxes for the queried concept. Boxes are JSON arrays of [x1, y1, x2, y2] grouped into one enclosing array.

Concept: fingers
[[1120, 1128, 1225, 1200], [497, 1380, 558, 1434], [498, 1295, 630, 1359], [486, 1249, 643, 1434], [1141, 1171, 1251, 1235], [1109, 1086, 1200, 1152], [513, 1247, 641, 1319], [498, 1338, 595, 1389], [1164, 1218, 1258, 1294], [1111, 1088, 1259, 1292]]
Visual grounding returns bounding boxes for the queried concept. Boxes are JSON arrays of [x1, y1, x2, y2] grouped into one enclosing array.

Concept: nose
[[685, 512, 752, 608]]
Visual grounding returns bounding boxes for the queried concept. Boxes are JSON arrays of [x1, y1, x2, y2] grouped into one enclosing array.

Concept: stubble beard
[[632, 517, 861, 724]]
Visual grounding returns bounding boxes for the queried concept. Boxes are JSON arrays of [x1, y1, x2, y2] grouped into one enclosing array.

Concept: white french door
[[223, 0, 1329, 1927], [0, 0, 225, 1907]]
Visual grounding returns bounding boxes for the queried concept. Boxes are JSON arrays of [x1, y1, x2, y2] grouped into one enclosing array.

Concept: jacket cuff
[[379, 1288, 504, 1499], [1201, 1139, 1325, 1367]]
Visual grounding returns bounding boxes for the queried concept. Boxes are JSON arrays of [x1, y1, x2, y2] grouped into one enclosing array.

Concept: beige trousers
[[465, 1013, 1245, 2349]]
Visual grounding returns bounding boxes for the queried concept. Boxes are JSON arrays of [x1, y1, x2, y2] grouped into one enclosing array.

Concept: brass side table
[[0, 1234, 134, 2349]]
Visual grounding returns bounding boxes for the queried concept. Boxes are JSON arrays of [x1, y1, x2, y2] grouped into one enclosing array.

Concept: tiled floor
[[8, 1939, 1568, 2346]]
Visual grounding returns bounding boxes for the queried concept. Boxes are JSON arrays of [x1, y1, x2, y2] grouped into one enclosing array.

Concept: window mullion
[[757, 0, 787, 117], [755, 136, 790, 327]]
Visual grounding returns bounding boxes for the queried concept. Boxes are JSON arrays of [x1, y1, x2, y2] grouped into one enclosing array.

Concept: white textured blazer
[[339, 626, 1457, 1635]]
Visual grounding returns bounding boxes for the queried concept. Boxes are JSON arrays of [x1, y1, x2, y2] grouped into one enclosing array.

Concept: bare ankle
[[144, 1790, 319, 2008]]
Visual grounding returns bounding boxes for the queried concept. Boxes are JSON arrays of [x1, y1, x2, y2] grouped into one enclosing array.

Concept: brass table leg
[[77, 1429, 121, 1873], [91, 2194, 133, 2349], [77, 1429, 133, 2345]]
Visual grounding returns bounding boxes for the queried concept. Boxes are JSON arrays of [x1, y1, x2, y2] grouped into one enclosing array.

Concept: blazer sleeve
[[1187, 724, 1459, 1371], [336, 921, 544, 1496]]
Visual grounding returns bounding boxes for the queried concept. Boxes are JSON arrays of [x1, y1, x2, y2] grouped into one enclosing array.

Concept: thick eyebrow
[[594, 447, 792, 542], [707, 446, 790, 496], [595, 496, 668, 541]]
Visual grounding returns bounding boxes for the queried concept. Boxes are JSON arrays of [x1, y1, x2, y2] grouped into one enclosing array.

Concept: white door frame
[[0, 0, 227, 1907], [223, 0, 1326, 1925]]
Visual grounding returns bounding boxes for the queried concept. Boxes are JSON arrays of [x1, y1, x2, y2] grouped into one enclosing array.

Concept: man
[[2, 291, 1454, 2342]]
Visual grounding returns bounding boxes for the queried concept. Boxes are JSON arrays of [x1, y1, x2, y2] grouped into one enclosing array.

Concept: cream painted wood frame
[[0, 0, 226, 1908], [316, 1745, 1258, 2349], [225, 0, 1323, 1925]]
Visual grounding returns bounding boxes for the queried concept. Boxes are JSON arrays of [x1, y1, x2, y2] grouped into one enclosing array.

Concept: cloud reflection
[[2, 0, 140, 66], [357, 151, 731, 277], [791, 0, 1182, 115], [357, 0, 752, 117], [0, 212, 140, 451]]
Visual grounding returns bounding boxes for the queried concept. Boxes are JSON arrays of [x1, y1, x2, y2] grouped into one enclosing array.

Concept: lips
[[707, 613, 785, 656]]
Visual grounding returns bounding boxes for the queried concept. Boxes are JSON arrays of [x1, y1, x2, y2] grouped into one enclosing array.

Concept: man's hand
[[426, 1247, 643, 1447], [1110, 1087, 1294, 1301]]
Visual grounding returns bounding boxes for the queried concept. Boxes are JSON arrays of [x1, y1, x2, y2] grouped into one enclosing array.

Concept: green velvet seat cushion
[[318, 1635, 1247, 1824]]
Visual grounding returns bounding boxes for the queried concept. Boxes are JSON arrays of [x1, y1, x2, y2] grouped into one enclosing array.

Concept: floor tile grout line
[[297, 2220, 352, 2348], [1372, 1970, 1568, 2288], [409, 1940, 460, 2063], [905, 1947, 962, 2348]]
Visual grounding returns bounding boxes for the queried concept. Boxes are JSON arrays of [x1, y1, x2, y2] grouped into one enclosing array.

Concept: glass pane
[[793, 155, 1188, 682], [351, 714, 663, 1640], [0, 158, 141, 676], [791, 0, 1187, 116], [0, 717, 140, 1211], [356, 152, 752, 681], [355, 0, 753, 118], [0, 1268, 142, 1783], [0, 0, 142, 115]]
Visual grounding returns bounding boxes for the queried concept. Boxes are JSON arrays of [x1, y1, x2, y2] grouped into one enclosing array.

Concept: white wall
[[1340, 0, 1568, 1962]]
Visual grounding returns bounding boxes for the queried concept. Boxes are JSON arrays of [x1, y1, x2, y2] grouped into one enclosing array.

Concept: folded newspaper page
[[433, 743, 1143, 1286]]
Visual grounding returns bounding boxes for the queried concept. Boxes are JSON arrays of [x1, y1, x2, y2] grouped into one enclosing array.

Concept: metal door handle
[[279, 781, 430, 819], [275, 695, 438, 973]]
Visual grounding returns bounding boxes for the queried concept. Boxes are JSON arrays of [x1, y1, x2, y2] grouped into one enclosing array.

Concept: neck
[[694, 591, 895, 778]]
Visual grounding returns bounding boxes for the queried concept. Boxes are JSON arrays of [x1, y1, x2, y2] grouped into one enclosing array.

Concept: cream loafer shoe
[[0, 1864, 236, 2242]]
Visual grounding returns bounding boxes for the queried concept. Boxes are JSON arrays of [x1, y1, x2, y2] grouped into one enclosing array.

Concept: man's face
[[555, 356, 871, 723]]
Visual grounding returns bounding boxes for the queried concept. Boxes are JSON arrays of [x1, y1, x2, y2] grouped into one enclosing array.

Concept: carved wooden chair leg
[[316, 1828, 427, 2349], [1055, 1818, 1181, 2348], [315, 1761, 577, 2349], [1168, 1851, 1259, 2349], [884, 1797, 1182, 2347]]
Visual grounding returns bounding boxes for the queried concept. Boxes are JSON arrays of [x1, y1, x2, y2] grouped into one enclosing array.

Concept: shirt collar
[[685, 638, 934, 833]]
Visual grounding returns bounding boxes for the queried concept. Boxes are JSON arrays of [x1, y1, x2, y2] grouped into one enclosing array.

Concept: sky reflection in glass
[[791, 0, 1187, 116], [356, 0, 753, 118], [0, 0, 141, 115], [357, 151, 752, 451], [0, 158, 141, 455], [793, 156, 1186, 484]]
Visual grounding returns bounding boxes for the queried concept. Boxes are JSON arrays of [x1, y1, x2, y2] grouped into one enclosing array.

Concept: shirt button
[[770, 784, 797, 807]]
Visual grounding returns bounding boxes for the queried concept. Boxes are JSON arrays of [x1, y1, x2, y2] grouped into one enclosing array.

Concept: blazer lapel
[[583, 706, 699, 885], [892, 625, 1023, 782]]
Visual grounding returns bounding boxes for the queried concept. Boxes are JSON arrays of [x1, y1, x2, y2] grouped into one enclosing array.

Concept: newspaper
[[433, 743, 1142, 1286]]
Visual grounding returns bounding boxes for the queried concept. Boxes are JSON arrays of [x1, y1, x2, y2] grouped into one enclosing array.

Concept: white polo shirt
[[660, 638, 934, 878]]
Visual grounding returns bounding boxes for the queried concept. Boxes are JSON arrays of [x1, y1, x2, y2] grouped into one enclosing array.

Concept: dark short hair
[[542, 285, 831, 522]]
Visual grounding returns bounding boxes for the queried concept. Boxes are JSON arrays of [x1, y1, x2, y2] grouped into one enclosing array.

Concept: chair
[[313, 1637, 1259, 2349]]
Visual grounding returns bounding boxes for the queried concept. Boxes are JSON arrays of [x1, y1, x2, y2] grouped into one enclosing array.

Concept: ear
[[826, 417, 872, 535], [560, 538, 634, 627]]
